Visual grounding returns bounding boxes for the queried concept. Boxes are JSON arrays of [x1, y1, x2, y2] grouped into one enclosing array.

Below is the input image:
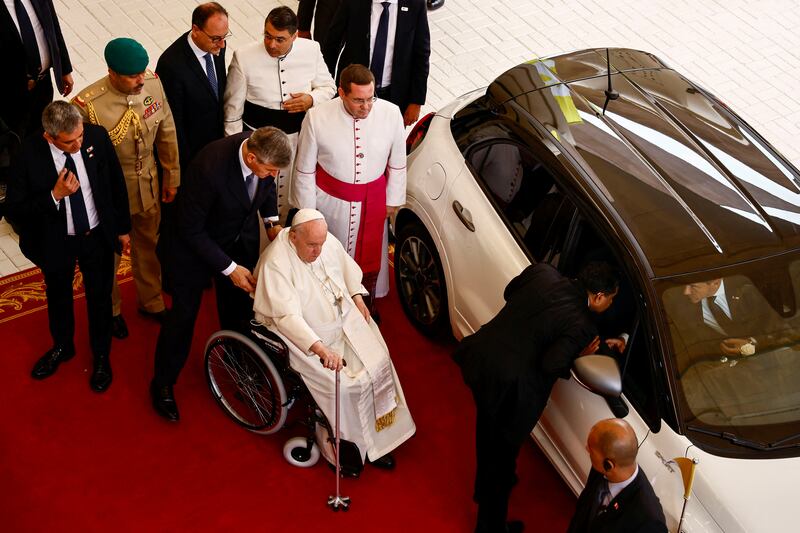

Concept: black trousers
[[153, 266, 254, 387], [41, 229, 115, 359], [2, 75, 54, 139], [473, 386, 541, 533]]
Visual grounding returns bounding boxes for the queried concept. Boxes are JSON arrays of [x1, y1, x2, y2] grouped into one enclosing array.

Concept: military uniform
[[73, 71, 180, 315]]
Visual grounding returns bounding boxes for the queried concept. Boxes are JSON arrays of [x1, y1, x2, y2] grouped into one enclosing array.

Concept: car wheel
[[394, 221, 449, 336]]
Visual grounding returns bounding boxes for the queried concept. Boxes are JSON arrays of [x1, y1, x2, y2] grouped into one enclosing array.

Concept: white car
[[393, 48, 800, 532]]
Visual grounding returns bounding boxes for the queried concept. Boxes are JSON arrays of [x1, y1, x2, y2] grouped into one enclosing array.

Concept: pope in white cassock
[[291, 64, 406, 301], [253, 209, 415, 472], [223, 6, 336, 221]]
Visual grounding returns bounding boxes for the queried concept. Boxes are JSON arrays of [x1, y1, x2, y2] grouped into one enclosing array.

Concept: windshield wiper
[[687, 425, 800, 451]]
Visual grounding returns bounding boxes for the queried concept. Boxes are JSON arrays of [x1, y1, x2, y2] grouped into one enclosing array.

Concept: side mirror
[[571, 355, 622, 397]]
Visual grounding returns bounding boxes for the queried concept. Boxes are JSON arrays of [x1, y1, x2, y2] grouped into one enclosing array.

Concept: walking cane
[[327, 366, 351, 511]]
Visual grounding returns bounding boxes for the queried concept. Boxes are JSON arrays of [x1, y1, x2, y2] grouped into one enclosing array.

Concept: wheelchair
[[204, 321, 332, 468]]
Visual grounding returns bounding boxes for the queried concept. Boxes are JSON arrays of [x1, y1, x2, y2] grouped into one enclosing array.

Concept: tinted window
[[659, 254, 800, 457]]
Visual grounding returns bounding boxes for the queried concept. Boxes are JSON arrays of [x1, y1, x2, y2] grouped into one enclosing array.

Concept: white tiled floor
[[3, 0, 800, 274]]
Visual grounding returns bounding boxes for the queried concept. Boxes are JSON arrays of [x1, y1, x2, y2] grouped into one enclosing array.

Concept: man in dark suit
[[297, 0, 341, 45], [1, 0, 73, 139], [567, 418, 667, 533], [6, 101, 130, 391], [155, 2, 229, 170], [668, 277, 775, 374], [151, 126, 292, 422], [322, 0, 430, 126], [453, 261, 619, 533]]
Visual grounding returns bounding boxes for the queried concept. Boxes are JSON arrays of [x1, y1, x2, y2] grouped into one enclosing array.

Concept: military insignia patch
[[142, 100, 162, 120], [143, 96, 154, 106]]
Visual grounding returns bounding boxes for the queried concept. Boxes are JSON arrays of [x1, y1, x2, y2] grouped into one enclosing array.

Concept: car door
[[437, 143, 529, 336]]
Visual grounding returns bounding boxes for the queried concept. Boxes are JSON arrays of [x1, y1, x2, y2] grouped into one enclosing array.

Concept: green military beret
[[104, 38, 149, 75]]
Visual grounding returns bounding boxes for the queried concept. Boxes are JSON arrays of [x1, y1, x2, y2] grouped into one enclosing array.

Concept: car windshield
[[658, 253, 800, 454]]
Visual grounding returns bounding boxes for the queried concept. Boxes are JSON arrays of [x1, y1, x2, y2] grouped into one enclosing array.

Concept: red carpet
[[0, 271, 575, 532]]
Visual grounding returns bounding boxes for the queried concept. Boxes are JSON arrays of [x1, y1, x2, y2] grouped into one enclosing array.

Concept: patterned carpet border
[[0, 255, 133, 323]]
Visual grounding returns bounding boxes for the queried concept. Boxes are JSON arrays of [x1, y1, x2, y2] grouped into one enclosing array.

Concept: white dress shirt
[[603, 465, 639, 507], [221, 140, 279, 276], [3, 0, 51, 73], [48, 143, 99, 235], [369, 0, 398, 88], [186, 32, 210, 72]]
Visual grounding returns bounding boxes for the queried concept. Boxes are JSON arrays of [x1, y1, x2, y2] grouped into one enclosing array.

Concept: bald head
[[587, 418, 639, 481], [289, 219, 328, 263]]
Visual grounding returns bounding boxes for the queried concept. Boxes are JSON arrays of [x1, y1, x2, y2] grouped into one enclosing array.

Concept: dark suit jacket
[[453, 263, 598, 442], [155, 33, 227, 170], [298, 0, 341, 46], [666, 278, 777, 373], [0, 0, 72, 123], [322, 0, 430, 112], [164, 132, 277, 283], [567, 467, 668, 533], [6, 123, 131, 271]]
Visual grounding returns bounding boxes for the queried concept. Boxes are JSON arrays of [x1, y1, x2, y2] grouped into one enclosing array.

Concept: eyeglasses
[[263, 31, 291, 44], [199, 27, 232, 43], [348, 96, 378, 105]]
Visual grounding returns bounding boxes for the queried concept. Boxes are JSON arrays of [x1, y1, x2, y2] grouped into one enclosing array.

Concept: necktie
[[204, 53, 218, 98], [370, 2, 391, 88], [707, 297, 733, 334], [64, 152, 90, 234], [245, 173, 257, 202], [13, 0, 42, 77], [595, 478, 611, 515]]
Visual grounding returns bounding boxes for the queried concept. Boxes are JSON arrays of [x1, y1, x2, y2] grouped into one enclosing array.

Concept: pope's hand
[[353, 294, 370, 323], [229, 265, 256, 293], [314, 342, 345, 371]]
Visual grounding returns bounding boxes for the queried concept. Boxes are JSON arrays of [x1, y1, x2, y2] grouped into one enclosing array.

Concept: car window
[[466, 140, 577, 265], [659, 256, 800, 456]]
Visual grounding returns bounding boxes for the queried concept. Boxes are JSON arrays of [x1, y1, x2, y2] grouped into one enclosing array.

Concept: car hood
[[684, 445, 797, 532]]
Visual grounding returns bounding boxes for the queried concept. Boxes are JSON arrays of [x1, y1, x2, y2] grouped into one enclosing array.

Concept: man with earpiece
[[567, 418, 667, 533]]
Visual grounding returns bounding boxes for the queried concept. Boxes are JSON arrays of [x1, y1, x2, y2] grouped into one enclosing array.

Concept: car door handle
[[452, 200, 475, 232]]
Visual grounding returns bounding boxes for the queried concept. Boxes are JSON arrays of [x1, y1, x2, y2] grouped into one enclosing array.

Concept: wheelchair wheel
[[205, 330, 288, 434], [283, 436, 320, 467]]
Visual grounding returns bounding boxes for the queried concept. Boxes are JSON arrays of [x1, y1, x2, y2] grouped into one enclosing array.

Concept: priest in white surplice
[[291, 64, 406, 306], [253, 209, 415, 472], [223, 6, 335, 221]]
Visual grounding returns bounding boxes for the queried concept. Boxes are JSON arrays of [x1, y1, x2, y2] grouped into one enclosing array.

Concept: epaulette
[[72, 84, 107, 107], [145, 69, 158, 80]]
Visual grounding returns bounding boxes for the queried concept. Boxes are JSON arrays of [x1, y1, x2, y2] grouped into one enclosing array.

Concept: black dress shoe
[[150, 380, 180, 421], [90, 355, 113, 392], [111, 314, 129, 339], [367, 453, 395, 470], [138, 308, 168, 324], [427, 0, 444, 10], [31, 347, 75, 380]]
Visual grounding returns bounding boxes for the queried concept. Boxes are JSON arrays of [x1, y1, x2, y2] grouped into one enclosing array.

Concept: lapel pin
[[401, 6, 408, 11]]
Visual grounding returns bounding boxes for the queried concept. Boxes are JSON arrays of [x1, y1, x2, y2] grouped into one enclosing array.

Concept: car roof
[[487, 48, 800, 278]]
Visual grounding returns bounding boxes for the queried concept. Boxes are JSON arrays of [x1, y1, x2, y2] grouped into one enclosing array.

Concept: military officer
[[73, 38, 180, 337]]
